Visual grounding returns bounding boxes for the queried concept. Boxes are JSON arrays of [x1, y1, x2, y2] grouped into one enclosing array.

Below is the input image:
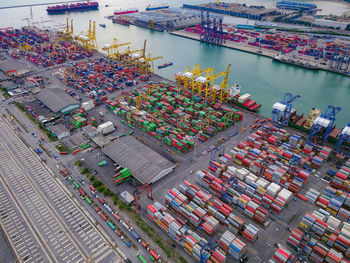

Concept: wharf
[[170, 29, 350, 76]]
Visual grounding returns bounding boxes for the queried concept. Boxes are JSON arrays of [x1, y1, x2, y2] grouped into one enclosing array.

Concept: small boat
[[99, 23, 106, 28], [158, 62, 173, 69]]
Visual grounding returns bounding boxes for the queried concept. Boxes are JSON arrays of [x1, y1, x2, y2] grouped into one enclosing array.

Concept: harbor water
[[0, 0, 349, 127]]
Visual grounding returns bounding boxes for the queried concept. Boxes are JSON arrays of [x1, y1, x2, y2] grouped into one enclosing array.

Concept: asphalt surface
[[1, 101, 157, 263], [0, 117, 121, 263]]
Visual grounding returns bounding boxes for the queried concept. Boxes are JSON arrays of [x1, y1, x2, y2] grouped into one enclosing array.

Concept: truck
[[98, 197, 105, 205], [34, 148, 43, 154], [105, 205, 113, 214], [137, 254, 147, 263], [130, 230, 141, 242], [97, 121, 115, 135], [98, 160, 108, 167]]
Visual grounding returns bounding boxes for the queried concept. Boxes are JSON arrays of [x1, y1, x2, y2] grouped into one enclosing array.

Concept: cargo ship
[[158, 62, 173, 69], [145, 4, 169, 11], [46, 1, 99, 14], [113, 8, 138, 16]]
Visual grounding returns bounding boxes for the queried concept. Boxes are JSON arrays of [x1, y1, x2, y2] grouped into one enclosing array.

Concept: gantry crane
[[199, 237, 220, 263], [102, 38, 131, 60], [120, 40, 147, 65], [180, 65, 213, 92], [210, 64, 231, 102], [271, 92, 301, 127], [133, 183, 153, 212], [62, 18, 74, 41], [137, 53, 163, 74], [334, 123, 350, 156], [210, 144, 225, 162], [195, 65, 231, 99], [75, 20, 98, 52], [309, 105, 342, 145]]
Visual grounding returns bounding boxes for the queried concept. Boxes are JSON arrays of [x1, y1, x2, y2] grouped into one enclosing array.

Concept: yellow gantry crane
[[102, 38, 131, 60], [120, 40, 147, 65], [75, 20, 98, 52], [62, 18, 74, 41], [210, 64, 231, 102], [137, 53, 163, 74], [197, 64, 231, 100]]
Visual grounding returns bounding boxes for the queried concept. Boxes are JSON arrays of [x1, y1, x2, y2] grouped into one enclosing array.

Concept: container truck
[[130, 230, 141, 242], [105, 204, 113, 214], [137, 254, 147, 263]]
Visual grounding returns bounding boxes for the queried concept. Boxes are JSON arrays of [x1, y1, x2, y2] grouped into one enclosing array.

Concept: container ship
[[46, 1, 99, 14], [113, 8, 138, 16], [145, 4, 169, 11], [113, 16, 132, 26]]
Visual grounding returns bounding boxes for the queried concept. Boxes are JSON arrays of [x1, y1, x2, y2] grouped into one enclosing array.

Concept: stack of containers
[[227, 213, 245, 234], [220, 230, 236, 253], [273, 247, 293, 263], [229, 238, 247, 261], [305, 188, 320, 203], [201, 215, 219, 236], [242, 223, 259, 244], [271, 189, 293, 214]]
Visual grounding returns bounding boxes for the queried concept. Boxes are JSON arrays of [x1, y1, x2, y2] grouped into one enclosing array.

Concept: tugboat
[[158, 62, 173, 69], [99, 23, 106, 28]]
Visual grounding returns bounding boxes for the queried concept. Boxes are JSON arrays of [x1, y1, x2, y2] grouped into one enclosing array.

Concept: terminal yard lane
[[0, 119, 120, 263]]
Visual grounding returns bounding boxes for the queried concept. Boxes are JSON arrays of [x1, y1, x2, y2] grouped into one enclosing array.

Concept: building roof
[[49, 124, 68, 135], [102, 137, 174, 184], [35, 88, 80, 113]]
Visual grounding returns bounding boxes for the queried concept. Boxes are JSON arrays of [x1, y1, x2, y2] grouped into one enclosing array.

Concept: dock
[[170, 29, 350, 76]]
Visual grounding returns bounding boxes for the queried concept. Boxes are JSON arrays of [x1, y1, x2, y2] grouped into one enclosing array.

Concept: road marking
[[0, 175, 52, 263], [0, 118, 121, 262], [0, 129, 88, 260]]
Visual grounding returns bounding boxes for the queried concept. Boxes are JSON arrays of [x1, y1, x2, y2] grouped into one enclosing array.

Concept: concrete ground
[[0, 50, 347, 263]]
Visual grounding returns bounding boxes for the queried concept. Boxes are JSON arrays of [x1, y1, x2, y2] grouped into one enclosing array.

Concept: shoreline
[[170, 30, 350, 77]]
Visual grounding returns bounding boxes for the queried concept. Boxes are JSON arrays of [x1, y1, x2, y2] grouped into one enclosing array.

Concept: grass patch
[[0, 88, 11, 98], [119, 203, 176, 260], [14, 102, 57, 142], [89, 174, 95, 182], [112, 195, 119, 205], [56, 143, 68, 152], [96, 185, 106, 193], [179, 256, 189, 263], [92, 180, 102, 188], [75, 160, 82, 167], [81, 167, 90, 174]]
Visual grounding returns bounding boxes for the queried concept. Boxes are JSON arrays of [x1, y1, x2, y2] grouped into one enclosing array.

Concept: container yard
[[0, 17, 349, 263], [171, 22, 350, 76]]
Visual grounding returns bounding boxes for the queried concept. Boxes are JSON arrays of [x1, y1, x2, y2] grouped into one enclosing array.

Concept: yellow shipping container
[[299, 222, 308, 229], [184, 243, 193, 253], [235, 159, 242, 165]]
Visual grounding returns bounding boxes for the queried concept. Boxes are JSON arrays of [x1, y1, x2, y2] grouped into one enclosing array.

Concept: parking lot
[[0, 118, 121, 263]]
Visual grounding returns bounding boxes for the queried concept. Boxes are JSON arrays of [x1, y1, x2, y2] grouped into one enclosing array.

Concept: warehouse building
[[49, 124, 70, 139], [102, 136, 175, 184], [313, 19, 349, 30], [35, 88, 80, 114]]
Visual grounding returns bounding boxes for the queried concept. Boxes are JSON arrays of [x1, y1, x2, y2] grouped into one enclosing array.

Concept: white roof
[[272, 102, 287, 112], [313, 117, 331, 128], [195, 76, 207, 83], [183, 72, 193, 78], [341, 126, 350, 136]]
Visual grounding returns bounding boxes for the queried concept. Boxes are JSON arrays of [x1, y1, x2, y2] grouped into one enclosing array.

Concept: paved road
[[0, 118, 121, 263]]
